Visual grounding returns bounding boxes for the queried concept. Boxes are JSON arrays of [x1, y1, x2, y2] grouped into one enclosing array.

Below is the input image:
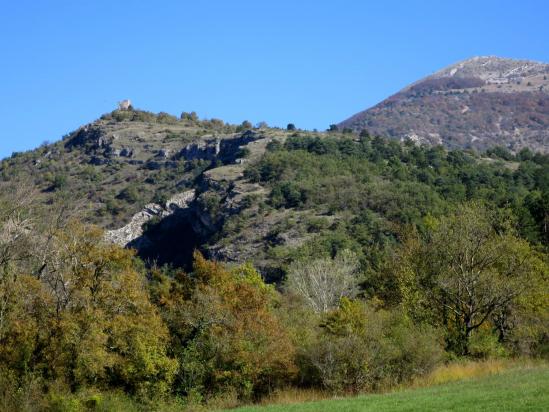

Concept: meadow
[[231, 362, 549, 412]]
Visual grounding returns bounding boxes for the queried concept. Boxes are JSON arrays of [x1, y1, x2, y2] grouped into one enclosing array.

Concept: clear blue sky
[[1, 0, 548, 159]]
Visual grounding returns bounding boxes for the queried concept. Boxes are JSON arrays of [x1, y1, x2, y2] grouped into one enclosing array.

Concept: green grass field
[[231, 366, 549, 412]]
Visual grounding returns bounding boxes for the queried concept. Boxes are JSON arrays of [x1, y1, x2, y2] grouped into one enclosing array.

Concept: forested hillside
[[0, 109, 547, 410]]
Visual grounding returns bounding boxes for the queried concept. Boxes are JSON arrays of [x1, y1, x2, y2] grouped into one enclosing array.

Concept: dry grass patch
[[258, 388, 334, 406], [410, 358, 543, 388]]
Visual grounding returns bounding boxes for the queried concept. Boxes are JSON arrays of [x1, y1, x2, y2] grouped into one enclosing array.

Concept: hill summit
[[339, 56, 549, 152]]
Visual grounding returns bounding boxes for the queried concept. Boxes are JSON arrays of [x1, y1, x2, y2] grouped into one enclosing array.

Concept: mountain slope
[[1, 107, 547, 277], [339, 56, 549, 152]]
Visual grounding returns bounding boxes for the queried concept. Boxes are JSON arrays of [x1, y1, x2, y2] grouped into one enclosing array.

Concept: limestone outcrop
[[105, 190, 196, 247]]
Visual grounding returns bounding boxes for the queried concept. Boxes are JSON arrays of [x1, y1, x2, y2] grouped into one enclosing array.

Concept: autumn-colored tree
[[0, 219, 177, 400], [163, 252, 297, 401]]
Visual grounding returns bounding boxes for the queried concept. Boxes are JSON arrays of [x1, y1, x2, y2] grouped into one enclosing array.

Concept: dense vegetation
[[230, 134, 548, 279], [0, 121, 547, 410]]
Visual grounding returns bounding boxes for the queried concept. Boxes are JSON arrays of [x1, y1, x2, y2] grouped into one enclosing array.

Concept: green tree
[[304, 298, 442, 392], [393, 204, 549, 355]]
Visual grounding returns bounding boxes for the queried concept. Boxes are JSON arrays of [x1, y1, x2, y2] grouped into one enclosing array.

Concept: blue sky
[[1, 0, 548, 159]]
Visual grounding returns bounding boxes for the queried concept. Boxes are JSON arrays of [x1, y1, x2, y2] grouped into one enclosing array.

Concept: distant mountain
[[339, 56, 549, 153]]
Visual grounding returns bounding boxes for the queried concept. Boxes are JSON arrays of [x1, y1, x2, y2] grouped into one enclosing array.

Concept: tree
[[393, 204, 548, 355], [0, 218, 177, 399], [524, 191, 549, 245], [305, 298, 442, 392], [47, 224, 177, 397], [237, 120, 253, 132], [285, 250, 361, 313], [153, 252, 297, 400], [181, 111, 199, 122], [327, 124, 338, 132], [287, 123, 296, 131]]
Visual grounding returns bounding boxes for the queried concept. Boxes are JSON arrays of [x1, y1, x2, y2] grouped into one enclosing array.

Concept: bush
[[181, 111, 199, 122], [303, 299, 443, 392], [157, 112, 178, 124], [236, 120, 253, 132], [469, 328, 508, 359], [51, 173, 68, 190], [117, 185, 141, 203]]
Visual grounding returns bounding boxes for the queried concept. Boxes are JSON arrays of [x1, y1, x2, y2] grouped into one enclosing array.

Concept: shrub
[[51, 173, 68, 190], [468, 328, 508, 359], [157, 112, 178, 124], [180, 111, 199, 122], [303, 299, 443, 392], [117, 185, 141, 203], [236, 120, 253, 132]]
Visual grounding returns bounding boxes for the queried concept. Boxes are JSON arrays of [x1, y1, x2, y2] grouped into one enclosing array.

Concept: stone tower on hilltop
[[118, 99, 132, 111]]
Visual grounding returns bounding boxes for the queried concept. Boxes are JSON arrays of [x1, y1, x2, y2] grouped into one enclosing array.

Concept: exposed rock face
[[339, 56, 549, 153], [65, 124, 112, 151], [105, 190, 196, 247], [100, 127, 277, 268], [179, 139, 221, 160], [178, 131, 261, 162]]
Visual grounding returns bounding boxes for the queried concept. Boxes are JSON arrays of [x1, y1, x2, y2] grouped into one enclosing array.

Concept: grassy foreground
[[230, 365, 549, 412]]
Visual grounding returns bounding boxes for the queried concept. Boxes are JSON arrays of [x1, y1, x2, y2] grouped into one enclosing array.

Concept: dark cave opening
[[129, 210, 207, 271]]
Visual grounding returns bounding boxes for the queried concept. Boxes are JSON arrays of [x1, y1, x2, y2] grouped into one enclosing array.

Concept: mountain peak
[[430, 55, 548, 82]]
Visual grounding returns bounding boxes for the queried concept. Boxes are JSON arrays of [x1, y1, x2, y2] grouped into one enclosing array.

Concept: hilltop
[[339, 56, 549, 152], [1, 107, 547, 276]]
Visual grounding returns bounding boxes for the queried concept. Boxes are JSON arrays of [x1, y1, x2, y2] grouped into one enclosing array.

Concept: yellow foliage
[[176, 252, 297, 399], [0, 221, 177, 400]]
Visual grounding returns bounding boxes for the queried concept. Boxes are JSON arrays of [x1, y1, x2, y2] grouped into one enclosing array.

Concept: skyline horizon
[[1, 0, 549, 159], [3, 53, 549, 158]]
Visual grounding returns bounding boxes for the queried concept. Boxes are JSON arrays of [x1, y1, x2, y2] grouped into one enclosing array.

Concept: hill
[[0, 108, 548, 410], [339, 56, 549, 153], [1, 108, 547, 276]]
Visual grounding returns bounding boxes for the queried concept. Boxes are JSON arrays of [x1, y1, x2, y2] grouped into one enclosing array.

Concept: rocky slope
[[339, 56, 549, 152], [0, 109, 301, 271]]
